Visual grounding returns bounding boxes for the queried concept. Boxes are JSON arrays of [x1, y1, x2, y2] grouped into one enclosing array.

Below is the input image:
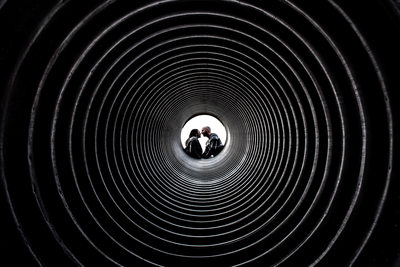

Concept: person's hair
[[202, 126, 211, 133], [189, 129, 199, 138]]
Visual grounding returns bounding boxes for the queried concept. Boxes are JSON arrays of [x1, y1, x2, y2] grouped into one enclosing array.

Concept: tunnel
[[1, 0, 399, 266]]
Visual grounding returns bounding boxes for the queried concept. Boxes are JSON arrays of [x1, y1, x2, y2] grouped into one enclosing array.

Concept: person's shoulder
[[210, 133, 219, 139], [189, 136, 199, 142]]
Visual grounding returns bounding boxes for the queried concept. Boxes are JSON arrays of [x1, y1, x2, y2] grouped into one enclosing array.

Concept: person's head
[[189, 129, 200, 138], [201, 126, 211, 138]]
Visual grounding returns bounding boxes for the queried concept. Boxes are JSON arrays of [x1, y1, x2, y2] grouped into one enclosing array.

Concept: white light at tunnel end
[[181, 114, 227, 153]]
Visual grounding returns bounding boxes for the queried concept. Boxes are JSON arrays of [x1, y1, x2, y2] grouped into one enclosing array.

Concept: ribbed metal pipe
[[1, 0, 399, 266]]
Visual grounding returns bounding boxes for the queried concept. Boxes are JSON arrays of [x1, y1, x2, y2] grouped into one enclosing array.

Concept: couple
[[184, 126, 224, 159]]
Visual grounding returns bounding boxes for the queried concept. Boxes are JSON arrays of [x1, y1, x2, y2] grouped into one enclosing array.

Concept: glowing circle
[[180, 115, 227, 152]]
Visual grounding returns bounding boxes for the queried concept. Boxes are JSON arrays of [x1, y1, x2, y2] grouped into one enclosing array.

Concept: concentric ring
[[1, 0, 398, 266]]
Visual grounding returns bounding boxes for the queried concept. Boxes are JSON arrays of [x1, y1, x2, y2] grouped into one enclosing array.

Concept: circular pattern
[[1, 0, 398, 266]]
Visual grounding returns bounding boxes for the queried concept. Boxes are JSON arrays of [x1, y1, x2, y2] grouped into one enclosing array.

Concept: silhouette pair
[[184, 126, 224, 159]]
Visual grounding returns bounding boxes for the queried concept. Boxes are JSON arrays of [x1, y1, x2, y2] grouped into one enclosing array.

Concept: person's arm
[[202, 136, 221, 158], [202, 142, 211, 158], [209, 137, 219, 150], [192, 139, 203, 159]]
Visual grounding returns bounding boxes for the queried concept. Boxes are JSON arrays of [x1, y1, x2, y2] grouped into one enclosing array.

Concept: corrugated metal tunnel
[[1, 0, 399, 266]]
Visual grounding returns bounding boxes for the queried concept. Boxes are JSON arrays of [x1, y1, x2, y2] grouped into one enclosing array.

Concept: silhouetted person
[[184, 129, 203, 159], [201, 126, 224, 158]]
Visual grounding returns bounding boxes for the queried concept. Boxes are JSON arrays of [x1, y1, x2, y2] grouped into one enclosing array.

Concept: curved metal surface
[[1, 0, 399, 266]]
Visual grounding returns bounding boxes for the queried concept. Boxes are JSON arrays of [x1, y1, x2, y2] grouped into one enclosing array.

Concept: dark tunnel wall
[[1, 0, 399, 266]]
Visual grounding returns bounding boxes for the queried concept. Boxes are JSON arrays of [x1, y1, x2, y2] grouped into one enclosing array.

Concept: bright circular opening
[[181, 115, 227, 158]]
